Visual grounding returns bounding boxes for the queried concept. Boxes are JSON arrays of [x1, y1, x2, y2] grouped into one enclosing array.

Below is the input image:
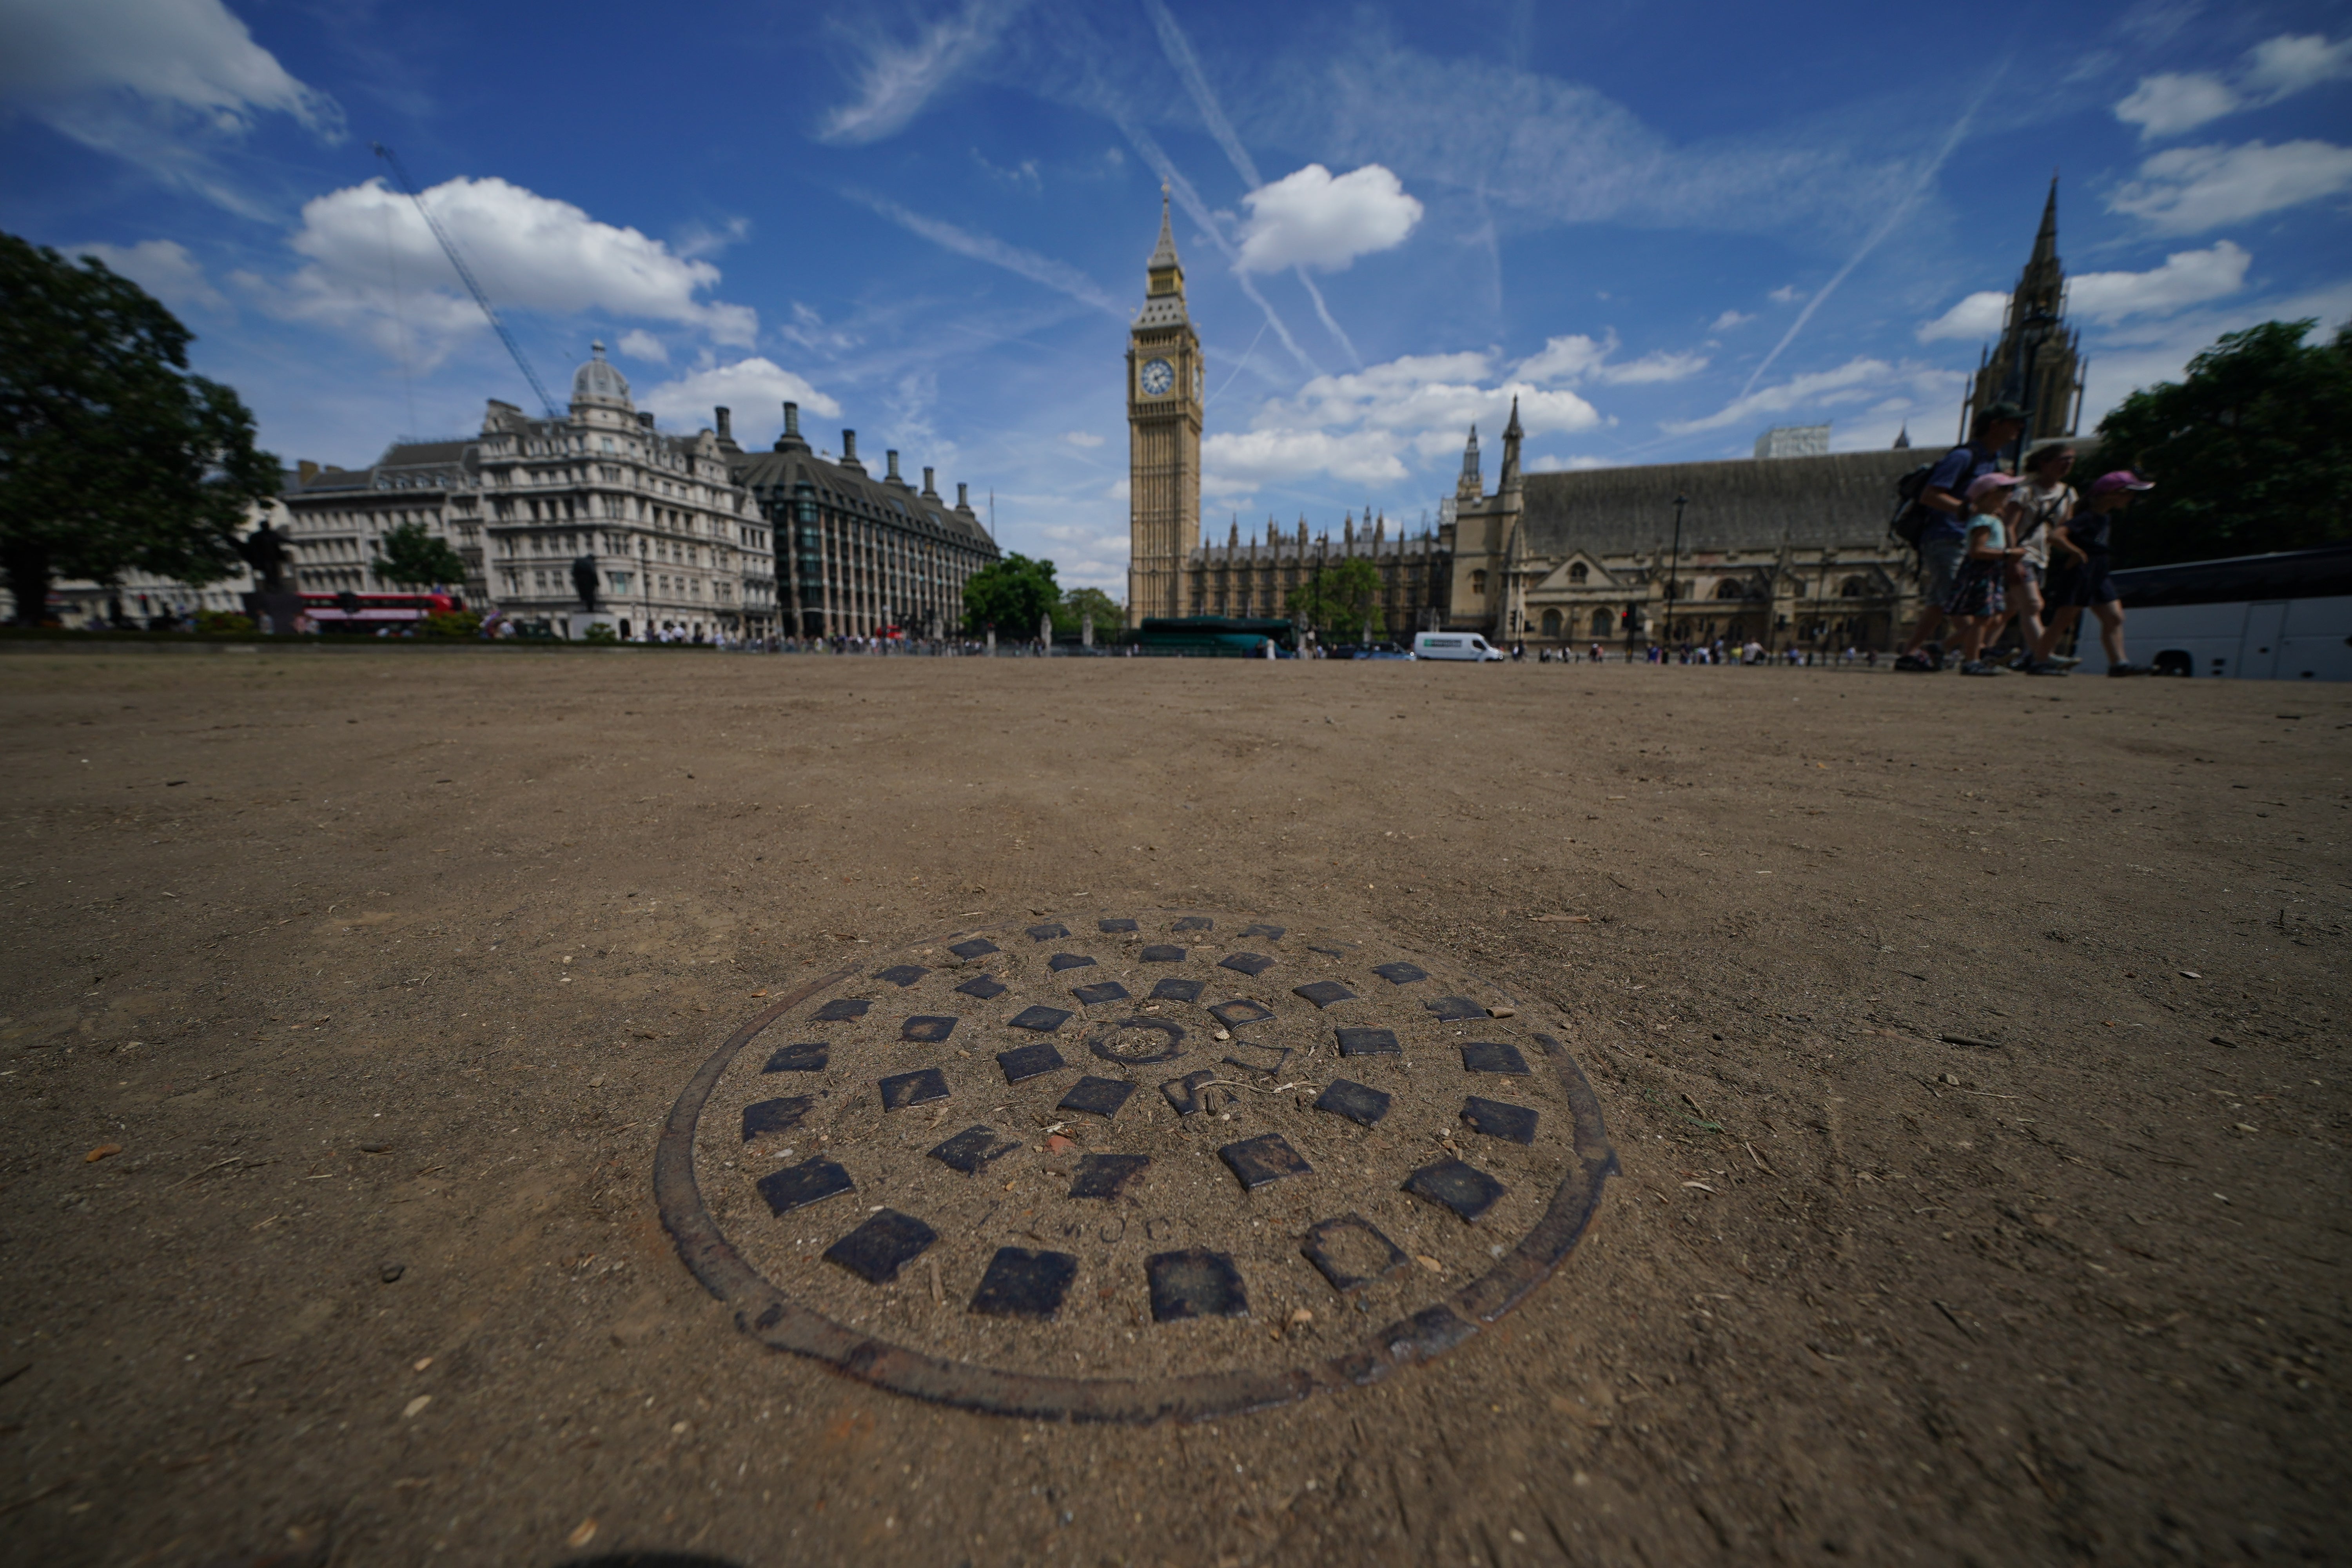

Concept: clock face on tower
[[1139, 358, 1175, 397]]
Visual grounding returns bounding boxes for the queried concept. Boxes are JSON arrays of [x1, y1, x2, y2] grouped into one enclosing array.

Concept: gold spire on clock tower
[[1127, 187, 1202, 626]]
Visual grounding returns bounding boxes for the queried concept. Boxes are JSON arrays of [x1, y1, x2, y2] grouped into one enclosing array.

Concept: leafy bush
[[195, 610, 253, 635], [581, 621, 619, 644], [422, 609, 481, 639]]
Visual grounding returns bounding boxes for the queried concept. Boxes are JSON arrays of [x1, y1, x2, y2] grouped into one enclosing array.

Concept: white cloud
[[637, 359, 841, 435], [1236, 164, 1423, 274], [254, 176, 758, 363], [616, 329, 669, 364], [0, 0, 341, 210], [2115, 33, 2352, 139], [1514, 332, 1706, 385], [1202, 350, 1602, 499], [1768, 285, 1804, 304], [1663, 357, 1965, 436], [671, 216, 750, 260], [818, 0, 1014, 146], [2109, 140, 2352, 232], [845, 189, 1120, 316], [1062, 430, 1104, 448], [2071, 241, 2252, 320], [1603, 349, 1709, 385], [1917, 290, 2009, 342], [73, 238, 225, 313], [1711, 309, 1754, 331], [2114, 72, 2239, 138]]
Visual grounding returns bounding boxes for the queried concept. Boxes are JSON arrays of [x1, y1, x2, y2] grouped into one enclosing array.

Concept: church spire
[[1145, 184, 1184, 302], [1499, 397, 1523, 493], [1456, 425, 1482, 502]]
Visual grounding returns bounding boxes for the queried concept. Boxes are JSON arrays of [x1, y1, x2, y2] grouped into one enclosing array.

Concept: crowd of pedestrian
[[1894, 401, 2154, 676]]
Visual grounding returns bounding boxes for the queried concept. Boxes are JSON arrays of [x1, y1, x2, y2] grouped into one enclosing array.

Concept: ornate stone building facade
[[726, 405, 999, 640], [1960, 178, 2087, 445], [1441, 411, 1930, 652], [1181, 512, 1449, 633], [1125, 194, 1203, 625]]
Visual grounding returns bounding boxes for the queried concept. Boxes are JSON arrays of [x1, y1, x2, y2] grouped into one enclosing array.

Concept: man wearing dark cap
[[1895, 402, 2025, 671], [2036, 470, 2154, 675]]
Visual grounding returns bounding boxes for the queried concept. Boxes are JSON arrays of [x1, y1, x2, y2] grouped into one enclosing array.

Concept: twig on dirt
[[1744, 1141, 1776, 1175], [176, 1157, 244, 1188], [1932, 1300, 1976, 1341]]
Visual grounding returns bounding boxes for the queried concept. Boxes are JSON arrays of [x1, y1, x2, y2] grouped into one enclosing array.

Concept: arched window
[[1713, 578, 1745, 600], [1567, 562, 1588, 584], [1541, 608, 1562, 638], [1840, 575, 1870, 598], [1591, 608, 1613, 635]]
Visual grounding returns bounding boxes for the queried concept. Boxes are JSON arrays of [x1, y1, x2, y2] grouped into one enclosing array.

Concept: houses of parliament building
[[1122, 180, 2089, 650]]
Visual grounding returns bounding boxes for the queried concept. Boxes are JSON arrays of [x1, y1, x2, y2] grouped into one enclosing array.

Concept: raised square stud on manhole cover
[[875, 964, 929, 987], [812, 998, 870, 1022], [1404, 1158, 1507, 1222], [1098, 918, 1140, 933], [1208, 998, 1274, 1027], [1314, 1080, 1391, 1127], [901, 1015, 957, 1043], [1071, 980, 1131, 1006], [1220, 1133, 1311, 1190], [1172, 916, 1213, 932], [1292, 980, 1356, 1009], [948, 939, 1000, 960], [1148, 1249, 1249, 1321], [878, 1067, 949, 1111], [1008, 1004, 1072, 1033], [957, 975, 1008, 1000], [1460, 1041, 1530, 1076], [1150, 977, 1204, 1002], [1240, 924, 1285, 940], [1057, 1076, 1137, 1118], [1335, 1027, 1399, 1057], [1140, 944, 1185, 962], [1160, 1069, 1215, 1115], [970, 1247, 1078, 1320], [756, 1158, 853, 1216], [1026, 923, 1069, 941], [762, 1042, 828, 1073], [1069, 1153, 1151, 1198], [1048, 953, 1095, 972], [742, 1096, 814, 1141], [1371, 961, 1428, 984], [929, 1125, 1020, 1175], [1461, 1096, 1539, 1144], [1302, 1213, 1410, 1292], [1220, 952, 1276, 977], [824, 1209, 936, 1283], [1424, 995, 1485, 1022], [995, 1042, 1066, 1084]]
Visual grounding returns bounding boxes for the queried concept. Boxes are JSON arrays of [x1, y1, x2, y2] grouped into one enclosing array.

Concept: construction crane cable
[[371, 142, 561, 419]]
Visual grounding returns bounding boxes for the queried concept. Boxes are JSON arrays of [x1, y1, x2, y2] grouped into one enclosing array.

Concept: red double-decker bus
[[300, 592, 465, 631]]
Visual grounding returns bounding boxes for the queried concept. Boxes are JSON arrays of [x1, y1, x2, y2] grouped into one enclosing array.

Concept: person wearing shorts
[[1945, 473, 2025, 675], [2005, 443, 2075, 672], [1897, 402, 2024, 671], [2038, 470, 2152, 675]]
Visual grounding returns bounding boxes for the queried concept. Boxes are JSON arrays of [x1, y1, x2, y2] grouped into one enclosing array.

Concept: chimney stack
[[922, 466, 938, 498], [714, 406, 732, 441], [840, 429, 863, 470], [956, 483, 969, 508], [783, 402, 800, 437], [886, 448, 902, 483]]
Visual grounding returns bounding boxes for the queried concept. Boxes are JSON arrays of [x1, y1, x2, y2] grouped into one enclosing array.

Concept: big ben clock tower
[[1127, 189, 1202, 626]]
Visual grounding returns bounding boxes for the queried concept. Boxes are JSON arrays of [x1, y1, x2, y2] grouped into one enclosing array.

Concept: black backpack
[[1890, 446, 1969, 549]]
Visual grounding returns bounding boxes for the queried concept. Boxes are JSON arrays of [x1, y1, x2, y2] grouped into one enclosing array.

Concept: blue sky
[[4, 0, 2348, 592]]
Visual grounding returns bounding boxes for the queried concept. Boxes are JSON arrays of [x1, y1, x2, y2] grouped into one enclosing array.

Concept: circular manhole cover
[[656, 910, 1617, 1423]]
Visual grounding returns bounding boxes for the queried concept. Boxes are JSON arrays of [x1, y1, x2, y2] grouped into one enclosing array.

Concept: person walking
[[1945, 473, 2026, 675], [1896, 401, 2026, 671], [2036, 470, 2154, 675], [2004, 442, 2078, 673]]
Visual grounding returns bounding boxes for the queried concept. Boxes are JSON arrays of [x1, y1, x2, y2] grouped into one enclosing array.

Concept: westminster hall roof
[[1521, 447, 1943, 557]]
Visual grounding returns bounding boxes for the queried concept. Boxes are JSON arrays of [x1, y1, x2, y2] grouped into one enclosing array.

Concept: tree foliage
[[376, 521, 471, 588], [2092, 319, 2352, 567], [962, 552, 1060, 635], [1284, 555, 1387, 641], [0, 233, 280, 623], [1054, 585, 1122, 636]]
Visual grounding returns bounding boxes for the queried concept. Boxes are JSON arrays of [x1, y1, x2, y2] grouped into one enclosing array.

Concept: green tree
[[376, 520, 470, 588], [962, 552, 1060, 635], [2092, 319, 2352, 567], [0, 233, 279, 624], [1285, 555, 1387, 642], [1055, 585, 1122, 636]]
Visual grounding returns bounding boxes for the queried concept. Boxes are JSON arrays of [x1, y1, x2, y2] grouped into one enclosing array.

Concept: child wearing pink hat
[[2037, 471, 2154, 675], [1945, 472, 2027, 675]]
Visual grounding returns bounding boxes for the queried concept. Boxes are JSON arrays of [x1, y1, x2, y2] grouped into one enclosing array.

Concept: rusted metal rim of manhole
[[655, 910, 1618, 1424]]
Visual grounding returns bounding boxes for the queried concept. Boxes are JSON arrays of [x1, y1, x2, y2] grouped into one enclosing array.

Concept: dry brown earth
[[0, 644, 2344, 1568]]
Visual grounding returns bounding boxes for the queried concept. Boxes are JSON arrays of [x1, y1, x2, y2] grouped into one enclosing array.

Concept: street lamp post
[[1665, 493, 1689, 650]]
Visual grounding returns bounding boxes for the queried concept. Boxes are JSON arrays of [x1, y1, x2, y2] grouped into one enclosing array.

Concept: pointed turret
[[1136, 185, 1189, 328], [1456, 425, 1483, 502], [1893, 422, 1911, 450], [1500, 397, 1524, 493]]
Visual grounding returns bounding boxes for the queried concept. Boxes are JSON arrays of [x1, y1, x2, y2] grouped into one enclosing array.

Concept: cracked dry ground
[[0, 646, 2344, 1568]]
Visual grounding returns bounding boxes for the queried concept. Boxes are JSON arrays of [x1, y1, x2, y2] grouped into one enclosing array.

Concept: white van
[[1414, 632, 1507, 662]]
